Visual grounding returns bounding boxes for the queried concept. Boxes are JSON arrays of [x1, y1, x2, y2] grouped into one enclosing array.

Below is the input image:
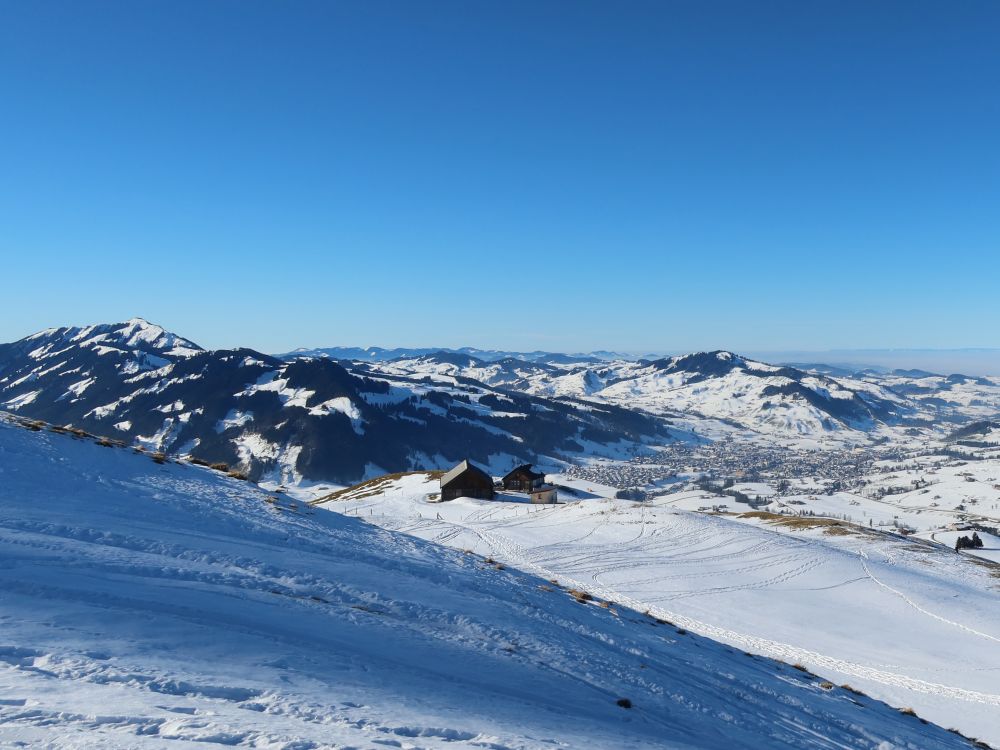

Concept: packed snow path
[[320, 474, 1000, 747]]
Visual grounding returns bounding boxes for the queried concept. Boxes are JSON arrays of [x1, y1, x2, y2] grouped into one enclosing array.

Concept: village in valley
[[425, 430, 1000, 561]]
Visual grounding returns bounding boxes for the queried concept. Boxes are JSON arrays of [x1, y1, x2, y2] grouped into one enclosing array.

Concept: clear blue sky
[[1, 1, 998, 354]]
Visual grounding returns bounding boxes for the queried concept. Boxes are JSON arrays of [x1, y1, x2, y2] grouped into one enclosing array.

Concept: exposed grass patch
[[738, 511, 858, 535], [964, 555, 1000, 579], [568, 589, 593, 603], [946, 728, 994, 749], [313, 470, 445, 505]]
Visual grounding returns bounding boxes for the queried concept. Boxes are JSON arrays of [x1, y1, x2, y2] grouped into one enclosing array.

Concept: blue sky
[[1, 1, 998, 354]]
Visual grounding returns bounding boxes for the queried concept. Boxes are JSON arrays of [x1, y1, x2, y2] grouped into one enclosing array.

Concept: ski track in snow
[[10, 418, 991, 749], [457, 521, 1000, 709], [339, 479, 1000, 747], [859, 549, 1000, 645]]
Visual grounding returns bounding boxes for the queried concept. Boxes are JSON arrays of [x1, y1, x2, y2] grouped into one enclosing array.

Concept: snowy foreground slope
[[0, 420, 986, 749], [319, 475, 1000, 748]]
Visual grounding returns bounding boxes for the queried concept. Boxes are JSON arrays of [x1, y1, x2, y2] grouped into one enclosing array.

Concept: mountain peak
[[10, 319, 203, 368]]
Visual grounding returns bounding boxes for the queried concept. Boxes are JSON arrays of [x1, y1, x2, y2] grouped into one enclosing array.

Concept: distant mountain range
[[0, 320, 674, 485], [369, 349, 930, 439], [283, 345, 1000, 377], [3, 319, 999, 487], [278, 345, 621, 365]]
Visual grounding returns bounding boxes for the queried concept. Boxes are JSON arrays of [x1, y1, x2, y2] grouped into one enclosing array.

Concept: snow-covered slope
[[1, 414, 984, 748], [318, 474, 1000, 747]]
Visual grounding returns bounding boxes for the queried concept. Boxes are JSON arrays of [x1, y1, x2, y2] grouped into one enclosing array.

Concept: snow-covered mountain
[[588, 351, 917, 437], [0, 413, 985, 749], [873, 369, 1000, 422], [0, 320, 673, 486], [4, 321, 1000, 487], [372, 350, 924, 440]]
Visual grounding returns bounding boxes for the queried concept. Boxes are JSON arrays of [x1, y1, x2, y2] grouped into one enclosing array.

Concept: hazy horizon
[[12, 315, 1000, 375]]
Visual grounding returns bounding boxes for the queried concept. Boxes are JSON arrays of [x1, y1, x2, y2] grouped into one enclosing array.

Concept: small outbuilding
[[502, 464, 545, 493], [529, 485, 559, 504], [439, 459, 495, 502]]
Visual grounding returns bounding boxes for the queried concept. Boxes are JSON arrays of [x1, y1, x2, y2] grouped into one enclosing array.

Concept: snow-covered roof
[[440, 459, 490, 487]]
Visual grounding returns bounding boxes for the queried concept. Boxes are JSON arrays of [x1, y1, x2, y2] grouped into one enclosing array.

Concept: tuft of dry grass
[[209, 462, 230, 472], [151, 452, 167, 464], [738, 511, 858, 535], [819, 681, 834, 690], [314, 470, 446, 505], [568, 589, 593, 603]]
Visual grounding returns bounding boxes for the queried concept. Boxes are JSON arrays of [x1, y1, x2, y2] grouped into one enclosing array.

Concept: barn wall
[[441, 467, 495, 501], [530, 488, 558, 504]]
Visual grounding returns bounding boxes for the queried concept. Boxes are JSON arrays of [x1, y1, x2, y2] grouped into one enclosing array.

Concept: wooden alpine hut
[[501, 464, 545, 493], [439, 459, 495, 502]]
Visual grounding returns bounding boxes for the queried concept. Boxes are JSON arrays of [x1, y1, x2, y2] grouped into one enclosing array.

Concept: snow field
[[0, 417, 983, 749], [320, 475, 1000, 746]]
